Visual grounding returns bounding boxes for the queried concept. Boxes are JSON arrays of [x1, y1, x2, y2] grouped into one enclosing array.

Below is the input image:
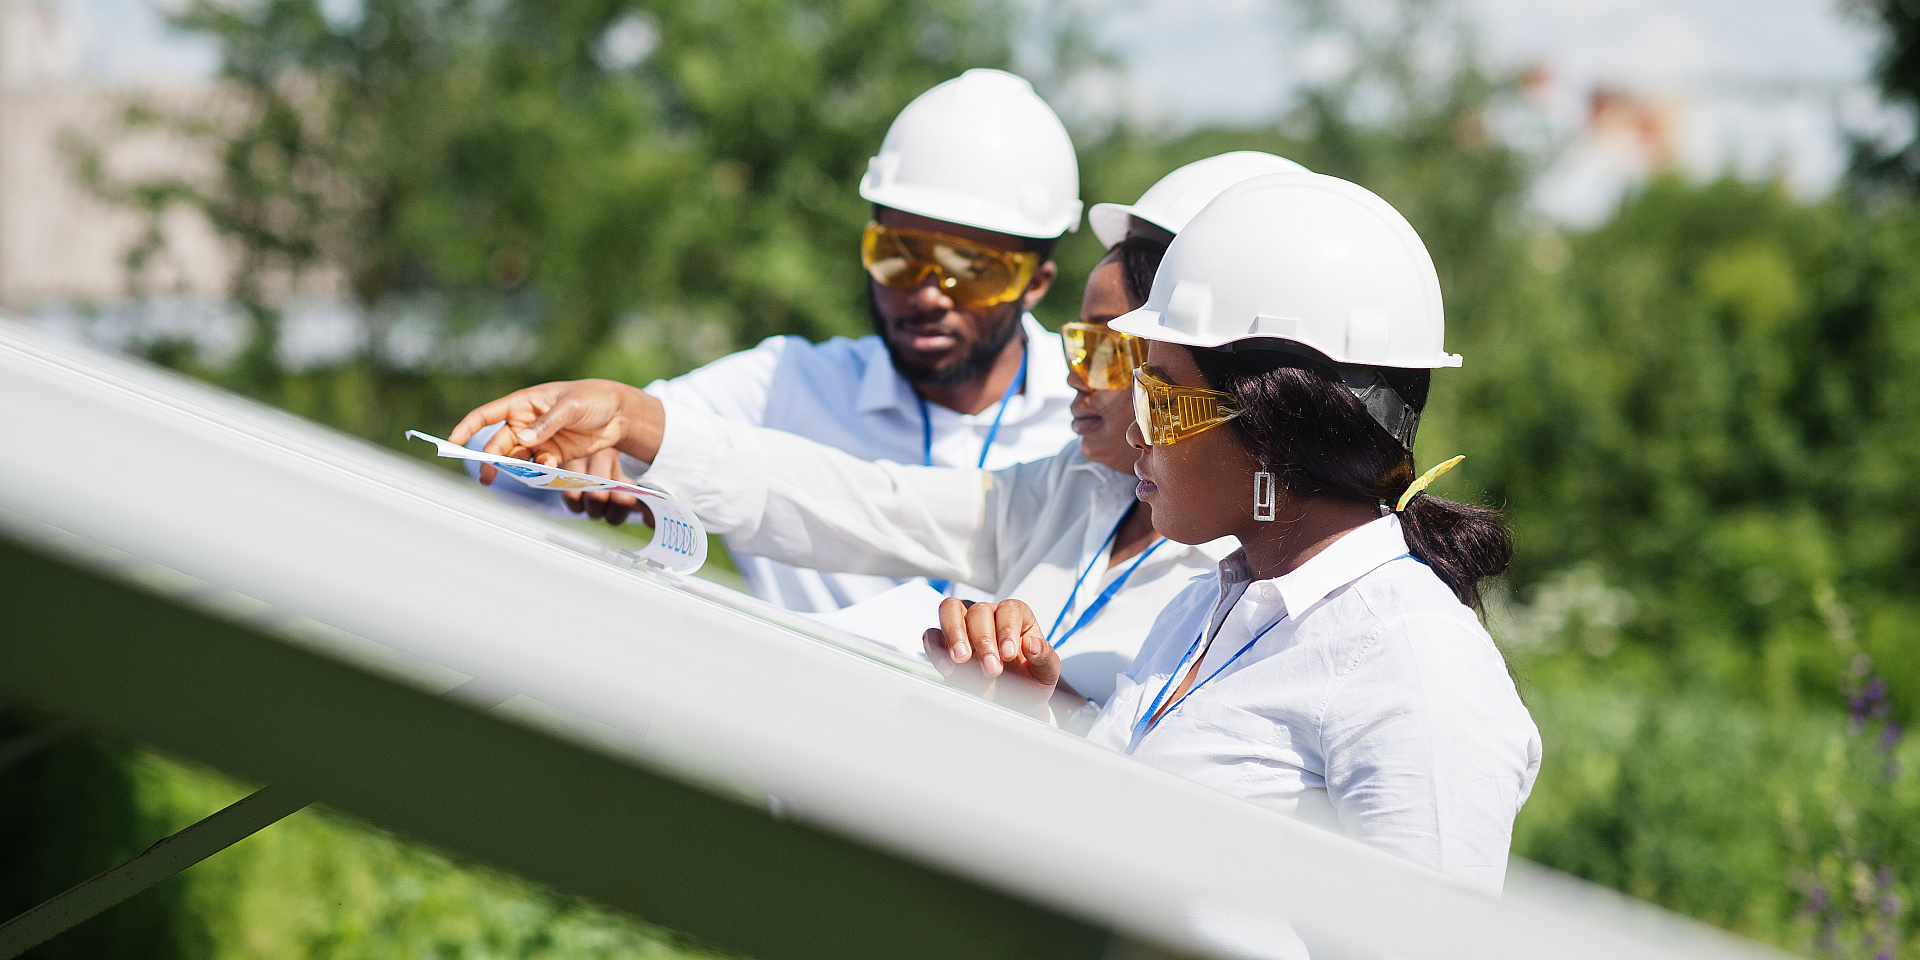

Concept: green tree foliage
[[1847, 0, 1920, 187], [95, 0, 1016, 443], [1459, 178, 1920, 717]]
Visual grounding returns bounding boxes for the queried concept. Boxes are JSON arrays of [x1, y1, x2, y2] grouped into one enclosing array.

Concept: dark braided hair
[[1189, 347, 1511, 611]]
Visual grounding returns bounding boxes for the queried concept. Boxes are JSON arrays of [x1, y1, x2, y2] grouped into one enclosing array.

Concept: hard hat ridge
[[1088, 150, 1310, 249], [1109, 172, 1458, 369], [859, 69, 1083, 240]]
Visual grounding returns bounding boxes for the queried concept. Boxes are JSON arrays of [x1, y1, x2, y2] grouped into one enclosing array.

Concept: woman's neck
[[1109, 500, 1159, 568], [1237, 498, 1383, 582]]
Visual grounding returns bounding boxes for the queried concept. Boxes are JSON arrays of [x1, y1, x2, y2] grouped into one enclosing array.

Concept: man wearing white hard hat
[[451, 153, 1308, 704], [463, 69, 1084, 614]]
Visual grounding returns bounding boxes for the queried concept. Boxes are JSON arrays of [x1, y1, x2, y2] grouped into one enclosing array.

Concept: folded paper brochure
[[408, 430, 707, 576]]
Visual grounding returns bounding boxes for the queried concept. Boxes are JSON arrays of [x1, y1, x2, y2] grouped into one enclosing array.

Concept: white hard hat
[[858, 69, 1082, 239], [1088, 151, 1309, 248], [1110, 172, 1459, 369]]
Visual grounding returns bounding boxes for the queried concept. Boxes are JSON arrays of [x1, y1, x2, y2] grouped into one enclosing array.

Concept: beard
[[868, 291, 1025, 387]]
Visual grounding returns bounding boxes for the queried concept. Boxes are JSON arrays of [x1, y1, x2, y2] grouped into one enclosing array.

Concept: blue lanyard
[[1127, 611, 1287, 754], [1047, 517, 1166, 650], [917, 345, 1027, 468], [922, 344, 1027, 594], [1125, 553, 1420, 752]]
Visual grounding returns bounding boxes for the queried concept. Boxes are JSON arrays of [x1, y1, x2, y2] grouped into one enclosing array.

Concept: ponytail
[[1189, 347, 1512, 613], [1397, 493, 1510, 612]]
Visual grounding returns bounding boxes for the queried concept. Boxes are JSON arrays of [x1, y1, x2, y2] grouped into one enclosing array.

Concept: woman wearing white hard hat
[[448, 154, 1305, 705], [924, 172, 1542, 898]]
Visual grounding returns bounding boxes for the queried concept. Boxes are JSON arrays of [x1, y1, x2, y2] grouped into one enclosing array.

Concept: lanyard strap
[[921, 344, 1027, 595], [1127, 612, 1286, 754], [1047, 524, 1166, 651], [917, 344, 1028, 468], [1125, 552, 1421, 752]]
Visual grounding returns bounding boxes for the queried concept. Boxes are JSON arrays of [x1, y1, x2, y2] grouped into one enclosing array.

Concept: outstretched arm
[[450, 382, 1010, 588], [450, 379, 670, 524], [450, 378, 667, 467]]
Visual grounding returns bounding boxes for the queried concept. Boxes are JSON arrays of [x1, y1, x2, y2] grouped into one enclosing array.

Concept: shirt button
[[1258, 584, 1277, 601]]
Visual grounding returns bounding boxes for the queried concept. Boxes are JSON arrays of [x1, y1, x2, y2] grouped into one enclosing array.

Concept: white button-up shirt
[[646, 314, 1076, 612], [1085, 514, 1541, 896], [646, 403, 1232, 704]]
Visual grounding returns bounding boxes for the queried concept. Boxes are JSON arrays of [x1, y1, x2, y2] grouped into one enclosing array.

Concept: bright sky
[[10, 0, 1904, 225], [1077, 0, 1898, 223]]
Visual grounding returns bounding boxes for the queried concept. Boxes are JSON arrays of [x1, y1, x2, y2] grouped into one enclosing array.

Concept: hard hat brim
[[860, 180, 1079, 239], [1109, 306, 1213, 345], [1111, 306, 1464, 368]]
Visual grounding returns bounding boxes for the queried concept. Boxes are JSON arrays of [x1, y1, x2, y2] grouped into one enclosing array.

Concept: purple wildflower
[[1805, 881, 1831, 914]]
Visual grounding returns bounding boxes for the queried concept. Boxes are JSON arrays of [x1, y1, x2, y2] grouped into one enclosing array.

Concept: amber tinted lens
[[1134, 366, 1243, 446], [1062, 324, 1142, 391], [1132, 375, 1156, 445], [862, 224, 926, 288], [926, 239, 1020, 302], [861, 224, 1034, 305]]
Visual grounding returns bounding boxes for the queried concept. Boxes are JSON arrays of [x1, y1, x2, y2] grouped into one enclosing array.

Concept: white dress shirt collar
[[1219, 513, 1412, 617], [852, 313, 1071, 417]]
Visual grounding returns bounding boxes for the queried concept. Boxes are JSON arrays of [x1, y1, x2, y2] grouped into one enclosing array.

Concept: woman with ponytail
[[927, 172, 1541, 903]]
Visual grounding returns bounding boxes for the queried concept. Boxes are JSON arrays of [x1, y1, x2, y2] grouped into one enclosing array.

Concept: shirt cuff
[[644, 402, 769, 537]]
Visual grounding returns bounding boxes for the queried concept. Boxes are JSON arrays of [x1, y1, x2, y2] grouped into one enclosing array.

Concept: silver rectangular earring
[[1253, 470, 1277, 521]]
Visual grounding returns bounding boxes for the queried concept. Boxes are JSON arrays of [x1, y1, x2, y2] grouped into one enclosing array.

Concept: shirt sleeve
[[1317, 613, 1542, 895], [644, 335, 790, 425], [644, 403, 1011, 588]]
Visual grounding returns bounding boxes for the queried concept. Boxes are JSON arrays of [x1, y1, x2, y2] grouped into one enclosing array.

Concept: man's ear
[[1019, 259, 1058, 312]]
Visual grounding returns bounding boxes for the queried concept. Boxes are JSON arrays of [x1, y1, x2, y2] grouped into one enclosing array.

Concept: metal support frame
[[0, 679, 515, 959], [0, 784, 312, 959]]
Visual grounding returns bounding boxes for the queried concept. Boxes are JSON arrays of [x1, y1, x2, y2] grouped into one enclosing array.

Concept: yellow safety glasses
[[1132, 365, 1245, 446], [861, 222, 1041, 307], [1060, 322, 1147, 391]]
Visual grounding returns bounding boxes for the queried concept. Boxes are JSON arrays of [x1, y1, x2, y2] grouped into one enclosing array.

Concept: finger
[[516, 394, 582, 449], [937, 598, 972, 664], [479, 463, 497, 486], [1019, 619, 1062, 688], [964, 602, 1002, 677], [584, 449, 621, 480], [585, 450, 634, 525], [485, 409, 543, 458], [922, 629, 956, 676], [631, 499, 655, 528], [582, 489, 607, 519], [1023, 643, 1062, 688], [450, 396, 523, 446], [564, 490, 585, 514], [994, 599, 1038, 662]]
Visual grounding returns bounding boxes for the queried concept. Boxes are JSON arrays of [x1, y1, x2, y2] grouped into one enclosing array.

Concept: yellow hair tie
[[1395, 455, 1464, 512]]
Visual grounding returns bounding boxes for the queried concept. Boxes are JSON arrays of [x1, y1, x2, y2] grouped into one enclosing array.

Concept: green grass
[[1512, 655, 1920, 956]]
